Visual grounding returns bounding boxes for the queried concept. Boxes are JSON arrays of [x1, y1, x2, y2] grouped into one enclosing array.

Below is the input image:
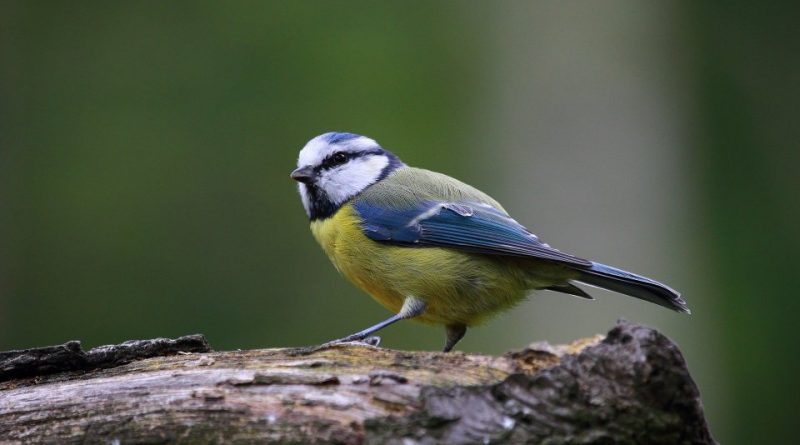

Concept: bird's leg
[[308, 297, 427, 352], [443, 323, 467, 352], [326, 315, 402, 345]]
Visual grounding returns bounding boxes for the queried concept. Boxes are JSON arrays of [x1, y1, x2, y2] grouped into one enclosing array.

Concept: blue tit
[[291, 132, 688, 352]]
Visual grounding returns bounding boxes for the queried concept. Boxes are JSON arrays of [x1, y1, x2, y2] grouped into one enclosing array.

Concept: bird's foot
[[287, 336, 381, 356]]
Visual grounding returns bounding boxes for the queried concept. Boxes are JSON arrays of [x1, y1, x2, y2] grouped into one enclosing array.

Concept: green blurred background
[[2, 2, 798, 443]]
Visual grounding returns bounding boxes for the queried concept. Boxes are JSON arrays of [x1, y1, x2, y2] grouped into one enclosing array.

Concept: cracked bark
[[0, 321, 716, 444]]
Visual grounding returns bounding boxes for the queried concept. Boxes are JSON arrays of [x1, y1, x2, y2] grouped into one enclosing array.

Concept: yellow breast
[[310, 204, 407, 314], [309, 203, 536, 326]]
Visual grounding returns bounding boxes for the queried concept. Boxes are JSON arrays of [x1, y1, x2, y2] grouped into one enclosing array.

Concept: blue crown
[[323, 132, 362, 144]]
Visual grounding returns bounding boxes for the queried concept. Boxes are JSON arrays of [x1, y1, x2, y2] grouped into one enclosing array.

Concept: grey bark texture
[[0, 321, 716, 444]]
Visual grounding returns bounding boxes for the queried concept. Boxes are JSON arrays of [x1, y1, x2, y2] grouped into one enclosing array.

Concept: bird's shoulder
[[356, 166, 506, 213]]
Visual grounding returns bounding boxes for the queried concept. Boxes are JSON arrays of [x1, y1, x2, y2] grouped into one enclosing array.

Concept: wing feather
[[354, 200, 591, 267]]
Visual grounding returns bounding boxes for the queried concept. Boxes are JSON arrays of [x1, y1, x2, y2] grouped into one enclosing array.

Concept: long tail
[[573, 262, 689, 313]]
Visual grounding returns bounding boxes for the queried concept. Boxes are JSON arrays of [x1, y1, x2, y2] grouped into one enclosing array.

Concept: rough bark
[[0, 321, 716, 444], [0, 335, 211, 382]]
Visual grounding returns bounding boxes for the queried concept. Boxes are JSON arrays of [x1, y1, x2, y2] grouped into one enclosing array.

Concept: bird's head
[[291, 132, 404, 220]]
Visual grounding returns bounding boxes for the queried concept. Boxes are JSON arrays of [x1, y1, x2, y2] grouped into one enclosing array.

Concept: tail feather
[[574, 262, 689, 313]]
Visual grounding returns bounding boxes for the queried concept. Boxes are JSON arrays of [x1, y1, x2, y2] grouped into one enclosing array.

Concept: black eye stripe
[[319, 153, 349, 170], [319, 149, 383, 171]]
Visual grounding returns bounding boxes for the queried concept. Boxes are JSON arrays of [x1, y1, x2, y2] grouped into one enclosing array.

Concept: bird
[[290, 132, 688, 352]]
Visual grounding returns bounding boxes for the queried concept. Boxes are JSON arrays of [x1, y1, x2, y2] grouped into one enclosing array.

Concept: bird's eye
[[331, 152, 348, 165]]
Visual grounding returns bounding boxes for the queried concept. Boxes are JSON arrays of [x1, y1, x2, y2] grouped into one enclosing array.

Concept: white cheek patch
[[319, 155, 390, 205]]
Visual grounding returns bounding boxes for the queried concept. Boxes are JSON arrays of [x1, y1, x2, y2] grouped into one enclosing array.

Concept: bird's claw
[[360, 336, 381, 347]]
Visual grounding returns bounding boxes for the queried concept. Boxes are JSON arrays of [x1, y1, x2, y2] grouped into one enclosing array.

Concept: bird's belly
[[311, 207, 542, 326]]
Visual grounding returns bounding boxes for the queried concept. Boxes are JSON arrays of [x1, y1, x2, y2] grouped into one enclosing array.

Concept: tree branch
[[0, 321, 716, 444]]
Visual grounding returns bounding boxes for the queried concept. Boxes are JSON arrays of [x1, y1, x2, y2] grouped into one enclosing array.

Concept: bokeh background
[[2, 2, 798, 443]]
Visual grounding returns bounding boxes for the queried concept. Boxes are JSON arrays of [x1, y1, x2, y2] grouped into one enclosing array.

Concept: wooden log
[[0, 321, 716, 444]]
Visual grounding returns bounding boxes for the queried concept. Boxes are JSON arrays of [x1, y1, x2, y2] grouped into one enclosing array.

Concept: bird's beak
[[290, 165, 315, 184]]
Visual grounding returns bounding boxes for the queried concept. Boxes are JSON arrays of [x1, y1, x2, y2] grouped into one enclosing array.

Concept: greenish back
[[356, 167, 507, 213]]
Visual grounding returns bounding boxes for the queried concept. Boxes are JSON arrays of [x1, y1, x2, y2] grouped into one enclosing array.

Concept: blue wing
[[353, 200, 592, 267]]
